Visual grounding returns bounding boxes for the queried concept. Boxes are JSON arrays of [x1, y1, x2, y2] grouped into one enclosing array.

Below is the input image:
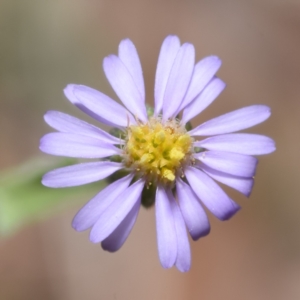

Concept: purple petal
[[189, 105, 271, 136], [168, 190, 191, 272], [195, 151, 258, 177], [118, 38, 145, 101], [177, 56, 222, 113], [64, 84, 104, 124], [65, 84, 136, 128], [72, 174, 134, 231], [199, 164, 254, 197], [101, 199, 140, 252], [44, 111, 123, 145], [40, 133, 120, 158], [154, 35, 181, 115], [155, 185, 177, 269], [194, 133, 276, 155], [42, 161, 123, 188], [181, 77, 226, 124], [184, 166, 240, 221], [162, 43, 195, 120], [89, 179, 144, 243], [103, 55, 147, 122], [176, 178, 210, 240]]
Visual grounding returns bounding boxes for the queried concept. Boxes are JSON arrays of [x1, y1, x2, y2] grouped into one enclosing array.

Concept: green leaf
[[0, 157, 107, 237]]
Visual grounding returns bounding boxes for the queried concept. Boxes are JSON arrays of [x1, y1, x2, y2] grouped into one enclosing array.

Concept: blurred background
[[0, 0, 300, 299]]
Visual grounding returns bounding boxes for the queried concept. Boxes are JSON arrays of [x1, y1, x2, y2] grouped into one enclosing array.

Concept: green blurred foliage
[[0, 157, 106, 237]]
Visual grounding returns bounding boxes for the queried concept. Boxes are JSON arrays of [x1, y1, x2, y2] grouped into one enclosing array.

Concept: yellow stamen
[[162, 168, 175, 181], [124, 117, 193, 182]]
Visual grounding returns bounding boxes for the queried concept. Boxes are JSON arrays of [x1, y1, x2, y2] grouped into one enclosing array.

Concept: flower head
[[40, 35, 275, 272]]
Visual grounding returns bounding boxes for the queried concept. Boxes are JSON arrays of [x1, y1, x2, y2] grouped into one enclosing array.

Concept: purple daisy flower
[[40, 35, 275, 272]]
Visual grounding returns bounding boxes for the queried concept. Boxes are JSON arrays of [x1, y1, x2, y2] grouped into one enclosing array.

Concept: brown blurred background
[[1, 0, 300, 299]]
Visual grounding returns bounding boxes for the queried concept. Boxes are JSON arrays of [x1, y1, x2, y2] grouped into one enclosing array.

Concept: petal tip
[[89, 233, 99, 244], [267, 140, 276, 154], [164, 35, 180, 43], [191, 226, 211, 241], [160, 260, 175, 269], [103, 54, 117, 65], [208, 55, 222, 64], [261, 105, 272, 118], [101, 243, 118, 253], [221, 203, 241, 221], [43, 110, 54, 119], [39, 138, 52, 155], [41, 175, 51, 188], [64, 84, 75, 95], [71, 220, 81, 232], [119, 38, 133, 47], [63, 84, 78, 103], [245, 189, 252, 198], [41, 172, 62, 188], [177, 264, 191, 273]]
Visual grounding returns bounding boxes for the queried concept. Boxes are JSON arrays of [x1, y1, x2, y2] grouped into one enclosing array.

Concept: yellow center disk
[[123, 117, 193, 182]]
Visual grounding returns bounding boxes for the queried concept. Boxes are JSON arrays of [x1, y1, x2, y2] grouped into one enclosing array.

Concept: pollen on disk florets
[[123, 116, 194, 183]]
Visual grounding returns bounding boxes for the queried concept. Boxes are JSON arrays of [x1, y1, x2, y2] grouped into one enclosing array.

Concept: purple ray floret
[[40, 35, 275, 272]]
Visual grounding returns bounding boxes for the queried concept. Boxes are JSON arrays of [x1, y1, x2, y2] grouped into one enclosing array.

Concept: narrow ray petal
[[181, 77, 226, 124], [103, 55, 147, 122], [185, 166, 240, 221], [155, 185, 177, 269], [168, 190, 191, 272], [162, 43, 195, 120], [64, 84, 106, 125], [195, 151, 258, 177], [101, 199, 140, 252], [189, 105, 271, 136], [89, 179, 144, 243], [177, 56, 222, 113], [44, 111, 123, 144], [65, 84, 136, 128], [118, 38, 145, 100], [176, 178, 210, 240], [72, 174, 134, 231], [194, 133, 276, 155], [154, 35, 181, 115], [42, 161, 123, 188], [40, 133, 120, 158], [199, 164, 254, 197]]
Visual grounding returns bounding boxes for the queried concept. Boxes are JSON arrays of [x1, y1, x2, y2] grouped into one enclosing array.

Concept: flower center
[[123, 117, 193, 182]]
